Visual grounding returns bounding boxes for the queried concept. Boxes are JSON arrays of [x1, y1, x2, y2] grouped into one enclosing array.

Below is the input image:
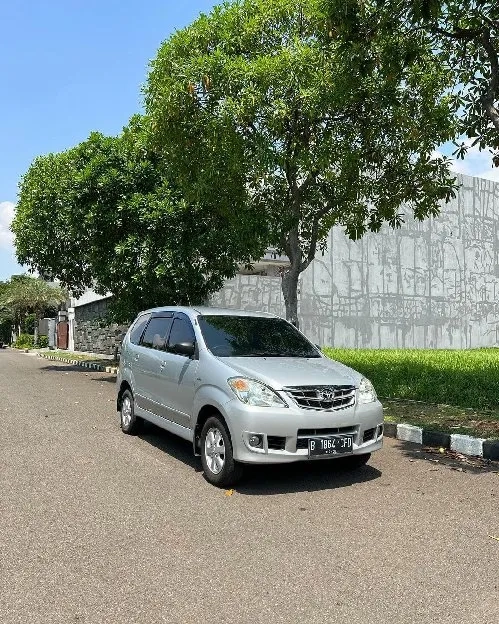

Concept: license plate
[[308, 435, 353, 457]]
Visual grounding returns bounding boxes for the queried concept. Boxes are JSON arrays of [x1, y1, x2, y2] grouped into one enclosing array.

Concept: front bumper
[[225, 398, 384, 464]]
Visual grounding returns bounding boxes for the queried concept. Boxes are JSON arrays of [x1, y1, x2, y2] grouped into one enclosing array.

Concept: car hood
[[219, 356, 361, 389]]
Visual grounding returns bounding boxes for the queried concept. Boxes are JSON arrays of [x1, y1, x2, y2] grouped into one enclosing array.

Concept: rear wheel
[[200, 416, 243, 487], [120, 389, 142, 435]]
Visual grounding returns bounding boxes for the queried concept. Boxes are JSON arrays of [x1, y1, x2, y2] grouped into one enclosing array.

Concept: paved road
[[1, 349, 498, 624]]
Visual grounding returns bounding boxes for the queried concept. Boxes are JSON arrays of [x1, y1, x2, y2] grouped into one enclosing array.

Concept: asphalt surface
[[1, 349, 498, 624]]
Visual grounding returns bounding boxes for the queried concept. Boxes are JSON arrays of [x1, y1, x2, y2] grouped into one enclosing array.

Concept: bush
[[38, 335, 49, 348], [14, 333, 34, 349]]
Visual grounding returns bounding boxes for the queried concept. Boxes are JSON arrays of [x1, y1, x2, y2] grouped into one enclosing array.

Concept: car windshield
[[198, 315, 321, 358]]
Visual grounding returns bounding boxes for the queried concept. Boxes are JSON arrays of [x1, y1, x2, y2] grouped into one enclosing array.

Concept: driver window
[[167, 318, 195, 353]]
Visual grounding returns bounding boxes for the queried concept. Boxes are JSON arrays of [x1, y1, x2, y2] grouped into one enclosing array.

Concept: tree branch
[[480, 29, 499, 131], [434, 26, 484, 40]]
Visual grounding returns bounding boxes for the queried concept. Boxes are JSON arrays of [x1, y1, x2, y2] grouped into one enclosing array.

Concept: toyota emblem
[[318, 388, 335, 402]]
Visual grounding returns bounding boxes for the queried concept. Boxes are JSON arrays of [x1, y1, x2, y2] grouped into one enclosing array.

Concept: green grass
[[323, 348, 499, 410], [323, 348, 499, 439]]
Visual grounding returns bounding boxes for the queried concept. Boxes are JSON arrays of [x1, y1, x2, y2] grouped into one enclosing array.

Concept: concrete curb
[[384, 422, 499, 461], [38, 353, 118, 374]]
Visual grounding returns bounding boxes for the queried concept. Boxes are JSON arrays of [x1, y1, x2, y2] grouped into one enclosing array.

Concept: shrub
[[14, 333, 34, 349], [38, 335, 49, 348]]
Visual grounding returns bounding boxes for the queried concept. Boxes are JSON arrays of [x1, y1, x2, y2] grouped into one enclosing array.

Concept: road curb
[[384, 422, 499, 461], [38, 353, 118, 374]]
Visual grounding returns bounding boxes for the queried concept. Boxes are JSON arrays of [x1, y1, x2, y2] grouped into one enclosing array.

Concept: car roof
[[140, 306, 279, 319]]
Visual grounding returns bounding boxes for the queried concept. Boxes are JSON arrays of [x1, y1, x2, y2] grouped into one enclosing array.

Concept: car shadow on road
[[138, 421, 381, 494], [138, 422, 200, 470], [236, 462, 381, 495]]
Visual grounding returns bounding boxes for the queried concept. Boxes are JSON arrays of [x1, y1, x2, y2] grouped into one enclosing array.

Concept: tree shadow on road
[[91, 375, 117, 384], [138, 421, 381, 494], [39, 364, 117, 384], [396, 439, 499, 474]]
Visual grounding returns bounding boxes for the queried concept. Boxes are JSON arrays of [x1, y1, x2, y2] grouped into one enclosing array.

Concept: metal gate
[[56, 322, 69, 350]]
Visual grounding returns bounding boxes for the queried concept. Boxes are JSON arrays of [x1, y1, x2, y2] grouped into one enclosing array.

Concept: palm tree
[[0, 275, 67, 345]]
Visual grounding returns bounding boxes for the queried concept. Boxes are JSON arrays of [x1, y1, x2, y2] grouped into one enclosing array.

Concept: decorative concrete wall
[[212, 173, 499, 348], [73, 298, 127, 355]]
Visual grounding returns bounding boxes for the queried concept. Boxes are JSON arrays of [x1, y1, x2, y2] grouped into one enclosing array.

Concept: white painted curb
[[38, 353, 118, 374], [396, 423, 423, 444], [450, 434, 485, 457]]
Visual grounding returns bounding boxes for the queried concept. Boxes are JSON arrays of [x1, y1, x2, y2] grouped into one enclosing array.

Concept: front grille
[[267, 435, 286, 450], [284, 385, 356, 411], [363, 428, 376, 443], [296, 427, 357, 449]]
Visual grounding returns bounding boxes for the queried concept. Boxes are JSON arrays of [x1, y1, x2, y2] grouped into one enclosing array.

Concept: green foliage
[[0, 280, 13, 341], [37, 335, 49, 348], [13, 117, 269, 322], [0, 276, 66, 332], [145, 0, 458, 323], [324, 347, 499, 410], [14, 333, 34, 349], [325, 0, 499, 165], [0, 320, 11, 343], [24, 313, 37, 334]]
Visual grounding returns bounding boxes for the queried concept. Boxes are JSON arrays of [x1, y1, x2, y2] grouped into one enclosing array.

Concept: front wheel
[[200, 416, 243, 487]]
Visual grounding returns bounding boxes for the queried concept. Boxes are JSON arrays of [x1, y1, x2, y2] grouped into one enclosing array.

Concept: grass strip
[[324, 348, 499, 439]]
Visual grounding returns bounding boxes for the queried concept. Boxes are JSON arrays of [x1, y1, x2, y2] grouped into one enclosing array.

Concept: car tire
[[200, 416, 243, 487], [120, 389, 142, 435], [339, 453, 371, 470]]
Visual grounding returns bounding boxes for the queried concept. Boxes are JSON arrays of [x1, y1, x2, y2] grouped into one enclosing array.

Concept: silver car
[[116, 307, 383, 486]]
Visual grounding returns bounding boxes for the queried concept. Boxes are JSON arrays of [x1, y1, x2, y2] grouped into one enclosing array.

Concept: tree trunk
[[34, 318, 39, 346], [281, 267, 300, 328]]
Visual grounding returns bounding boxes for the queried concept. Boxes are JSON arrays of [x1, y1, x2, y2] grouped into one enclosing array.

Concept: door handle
[[134, 354, 140, 362], [160, 361, 167, 369]]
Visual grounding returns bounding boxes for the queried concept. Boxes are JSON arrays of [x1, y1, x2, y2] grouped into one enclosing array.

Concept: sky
[[1, 1, 498, 281], [0, 0, 219, 280]]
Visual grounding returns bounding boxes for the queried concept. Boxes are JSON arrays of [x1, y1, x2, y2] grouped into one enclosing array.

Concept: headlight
[[358, 377, 377, 403], [228, 377, 287, 408]]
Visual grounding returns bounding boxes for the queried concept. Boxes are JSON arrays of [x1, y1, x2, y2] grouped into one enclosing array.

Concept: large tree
[[12, 117, 268, 322], [145, 0, 458, 326], [325, 0, 499, 165]]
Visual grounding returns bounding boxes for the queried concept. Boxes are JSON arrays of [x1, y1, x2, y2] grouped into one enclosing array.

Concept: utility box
[[47, 319, 57, 348], [39, 318, 50, 336]]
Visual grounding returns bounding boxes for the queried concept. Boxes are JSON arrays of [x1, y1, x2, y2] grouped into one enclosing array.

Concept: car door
[[159, 313, 199, 429], [133, 314, 174, 418]]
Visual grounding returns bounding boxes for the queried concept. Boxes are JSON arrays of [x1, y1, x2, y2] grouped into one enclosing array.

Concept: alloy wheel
[[204, 427, 226, 475]]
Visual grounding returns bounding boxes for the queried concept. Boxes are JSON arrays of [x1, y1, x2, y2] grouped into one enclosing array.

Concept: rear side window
[[129, 314, 151, 345], [167, 318, 195, 350], [141, 317, 174, 351]]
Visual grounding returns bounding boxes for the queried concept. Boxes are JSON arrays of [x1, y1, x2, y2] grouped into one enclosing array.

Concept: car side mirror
[[171, 341, 195, 357]]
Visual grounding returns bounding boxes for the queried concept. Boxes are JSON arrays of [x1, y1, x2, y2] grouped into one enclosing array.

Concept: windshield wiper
[[245, 351, 286, 357]]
